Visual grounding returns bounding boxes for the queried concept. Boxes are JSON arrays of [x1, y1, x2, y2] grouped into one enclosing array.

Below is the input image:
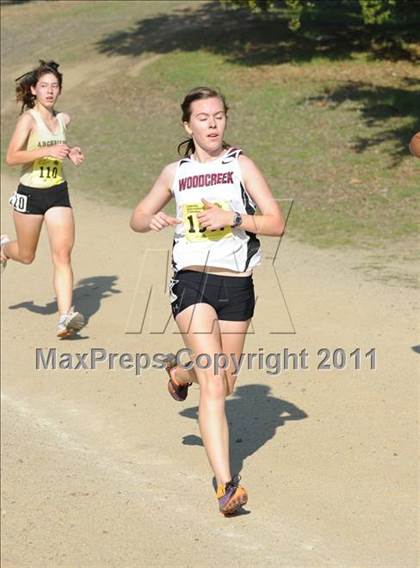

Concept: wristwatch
[[232, 211, 243, 228]]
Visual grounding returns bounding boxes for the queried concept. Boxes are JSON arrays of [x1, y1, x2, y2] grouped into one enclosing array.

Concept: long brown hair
[[177, 87, 229, 157], [15, 60, 63, 114]]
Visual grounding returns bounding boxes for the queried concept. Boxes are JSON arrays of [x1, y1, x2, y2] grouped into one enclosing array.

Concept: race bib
[[182, 201, 233, 242], [33, 157, 63, 185], [9, 191, 28, 213]]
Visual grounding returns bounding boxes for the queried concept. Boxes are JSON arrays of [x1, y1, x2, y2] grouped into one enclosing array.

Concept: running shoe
[[57, 308, 85, 338], [162, 352, 192, 401], [1, 234, 11, 273], [216, 474, 248, 516]]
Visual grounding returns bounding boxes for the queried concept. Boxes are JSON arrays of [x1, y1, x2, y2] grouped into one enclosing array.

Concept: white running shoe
[[57, 309, 86, 338], [1, 234, 11, 273]]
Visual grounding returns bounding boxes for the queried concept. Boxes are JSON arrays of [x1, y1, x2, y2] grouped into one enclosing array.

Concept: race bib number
[[33, 157, 63, 184], [182, 201, 233, 242], [9, 191, 28, 213]]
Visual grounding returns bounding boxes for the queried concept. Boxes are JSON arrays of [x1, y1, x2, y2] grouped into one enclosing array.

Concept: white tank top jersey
[[171, 147, 262, 273], [20, 109, 67, 188]]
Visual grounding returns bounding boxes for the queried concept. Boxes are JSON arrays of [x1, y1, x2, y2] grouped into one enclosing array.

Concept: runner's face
[[184, 97, 227, 154], [31, 73, 61, 109]]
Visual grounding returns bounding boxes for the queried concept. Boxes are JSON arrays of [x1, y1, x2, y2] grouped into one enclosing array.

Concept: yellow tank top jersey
[[20, 109, 67, 189]]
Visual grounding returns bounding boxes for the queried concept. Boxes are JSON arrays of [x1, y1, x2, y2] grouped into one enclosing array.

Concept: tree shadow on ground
[[8, 275, 121, 323], [180, 384, 307, 480], [303, 78, 420, 166], [95, 1, 419, 65]]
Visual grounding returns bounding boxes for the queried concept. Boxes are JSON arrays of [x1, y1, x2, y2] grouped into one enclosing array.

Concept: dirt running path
[[1, 174, 418, 568]]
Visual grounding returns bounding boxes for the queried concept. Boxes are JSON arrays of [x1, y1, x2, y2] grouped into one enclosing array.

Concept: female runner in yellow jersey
[[1, 60, 85, 337]]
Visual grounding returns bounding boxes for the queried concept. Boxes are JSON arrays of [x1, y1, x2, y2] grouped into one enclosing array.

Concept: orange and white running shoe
[[57, 308, 85, 338], [216, 474, 248, 516]]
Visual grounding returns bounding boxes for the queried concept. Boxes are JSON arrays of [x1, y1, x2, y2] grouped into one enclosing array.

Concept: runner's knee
[[200, 372, 227, 400], [20, 252, 35, 264], [52, 249, 71, 265]]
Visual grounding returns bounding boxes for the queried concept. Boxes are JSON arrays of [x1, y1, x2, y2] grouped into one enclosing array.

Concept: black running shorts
[[170, 269, 255, 321], [9, 181, 71, 215]]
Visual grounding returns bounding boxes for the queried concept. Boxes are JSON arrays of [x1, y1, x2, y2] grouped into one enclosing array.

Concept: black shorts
[[170, 269, 255, 321], [9, 181, 71, 215]]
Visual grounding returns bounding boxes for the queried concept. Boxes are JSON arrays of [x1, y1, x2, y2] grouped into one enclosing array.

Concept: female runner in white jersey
[[1, 60, 85, 338], [130, 87, 285, 516]]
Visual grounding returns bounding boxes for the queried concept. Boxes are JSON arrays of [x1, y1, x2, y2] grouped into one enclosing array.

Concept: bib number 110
[[39, 165, 58, 179]]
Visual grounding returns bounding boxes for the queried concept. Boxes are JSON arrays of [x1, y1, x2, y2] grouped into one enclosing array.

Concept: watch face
[[234, 213, 242, 227]]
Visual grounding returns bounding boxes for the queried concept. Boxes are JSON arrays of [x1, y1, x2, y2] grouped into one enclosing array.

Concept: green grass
[[1, 0, 419, 251]]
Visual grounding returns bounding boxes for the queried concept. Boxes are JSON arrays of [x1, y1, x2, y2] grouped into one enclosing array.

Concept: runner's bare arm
[[6, 113, 69, 166], [130, 162, 181, 232], [58, 113, 84, 167], [237, 155, 285, 236]]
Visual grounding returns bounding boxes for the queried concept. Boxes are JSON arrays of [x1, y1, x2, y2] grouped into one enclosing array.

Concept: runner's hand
[[68, 146, 85, 166], [197, 199, 233, 230], [149, 211, 181, 231], [45, 144, 70, 159]]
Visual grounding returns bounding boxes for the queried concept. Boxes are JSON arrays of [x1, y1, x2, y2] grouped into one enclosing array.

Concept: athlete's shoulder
[[15, 111, 35, 133], [57, 111, 70, 126], [169, 155, 193, 175], [238, 153, 254, 165], [238, 154, 257, 168], [160, 161, 179, 184], [238, 153, 257, 169], [238, 153, 265, 181], [19, 110, 35, 125], [163, 160, 179, 174]]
